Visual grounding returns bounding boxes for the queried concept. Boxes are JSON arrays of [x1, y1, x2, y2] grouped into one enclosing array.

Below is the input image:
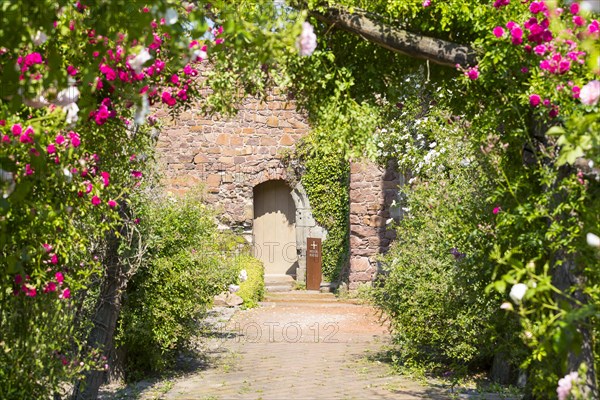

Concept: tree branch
[[308, 5, 477, 68]]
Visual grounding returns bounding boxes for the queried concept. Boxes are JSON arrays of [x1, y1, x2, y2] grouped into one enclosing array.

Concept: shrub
[[235, 255, 265, 309], [371, 100, 524, 375], [116, 190, 238, 379]]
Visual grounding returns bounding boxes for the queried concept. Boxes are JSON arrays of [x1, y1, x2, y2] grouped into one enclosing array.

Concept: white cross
[[310, 242, 317, 250]]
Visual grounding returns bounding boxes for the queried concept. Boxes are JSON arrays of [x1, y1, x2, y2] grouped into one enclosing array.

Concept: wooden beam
[[309, 5, 477, 68]]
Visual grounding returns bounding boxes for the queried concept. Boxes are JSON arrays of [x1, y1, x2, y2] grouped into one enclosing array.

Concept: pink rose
[[580, 80, 600, 105], [529, 94, 541, 107]]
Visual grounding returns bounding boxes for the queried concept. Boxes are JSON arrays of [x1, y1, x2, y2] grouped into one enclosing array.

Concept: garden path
[[157, 291, 449, 400]]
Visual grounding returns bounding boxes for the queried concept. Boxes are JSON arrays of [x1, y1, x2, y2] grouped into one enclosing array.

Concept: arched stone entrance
[[253, 180, 299, 276]]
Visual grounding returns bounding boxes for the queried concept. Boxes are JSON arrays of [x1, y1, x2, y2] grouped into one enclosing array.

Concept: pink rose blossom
[[161, 91, 177, 106], [91, 195, 101, 206], [422, 0, 431, 7], [466, 66, 479, 80], [573, 16, 585, 26], [11, 124, 22, 136], [55, 134, 65, 145], [47, 143, 56, 154], [529, 94, 541, 107], [493, 206, 501, 215], [570, 3, 579, 15], [131, 170, 142, 178], [557, 372, 578, 400], [297, 22, 317, 56], [572, 86, 581, 98], [529, 1, 546, 14], [25, 164, 34, 176], [493, 0, 510, 8], [493, 26, 504, 37], [44, 281, 57, 293], [68, 131, 80, 147], [55, 271, 64, 283], [100, 171, 110, 187], [108, 199, 117, 208], [60, 288, 70, 299], [580, 80, 600, 105]]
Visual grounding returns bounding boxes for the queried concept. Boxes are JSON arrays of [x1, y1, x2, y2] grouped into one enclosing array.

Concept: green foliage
[[116, 190, 238, 379], [372, 92, 523, 373], [289, 138, 350, 282], [235, 255, 265, 309]]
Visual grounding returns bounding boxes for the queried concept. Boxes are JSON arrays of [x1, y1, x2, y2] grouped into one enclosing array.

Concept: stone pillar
[[348, 160, 401, 290]]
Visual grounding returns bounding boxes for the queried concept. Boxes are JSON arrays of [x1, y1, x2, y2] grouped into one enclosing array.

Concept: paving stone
[[159, 292, 449, 400]]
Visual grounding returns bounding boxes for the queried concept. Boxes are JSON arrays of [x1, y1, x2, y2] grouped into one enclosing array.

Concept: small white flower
[[228, 284, 240, 293], [63, 102, 79, 125], [32, 30, 48, 46], [63, 168, 73, 182], [239, 269, 248, 282], [129, 48, 152, 74], [509, 283, 528, 304], [192, 49, 207, 61], [297, 22, 317, 56], [500, 302, 513, 311], [164, 8, 178, 25], [23, 94, 49, 108], [55, 86, 80, 106], [134, 94, 149, 125], [587, 232, 600, 248]]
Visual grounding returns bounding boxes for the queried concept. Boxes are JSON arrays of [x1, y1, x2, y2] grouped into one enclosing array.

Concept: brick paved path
[[161, 292, 448, 400]]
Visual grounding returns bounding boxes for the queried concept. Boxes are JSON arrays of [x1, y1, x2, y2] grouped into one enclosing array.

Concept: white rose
[[32, 30, 48, 46], [55, 86, 80, 106], [164, 8, 178, 25], [586, 233, 600, 248], [129, 48, 152, 74], [64, 102, 79, 125], [509, 283, 528, 304], [238, 269, 248, 282]]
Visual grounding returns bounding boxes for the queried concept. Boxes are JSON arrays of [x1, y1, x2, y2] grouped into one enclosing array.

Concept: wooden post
[[306, 238, 322, 290]]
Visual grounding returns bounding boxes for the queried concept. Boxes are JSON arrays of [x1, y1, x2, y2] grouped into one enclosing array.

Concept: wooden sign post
[[306, 238, 322, 290]]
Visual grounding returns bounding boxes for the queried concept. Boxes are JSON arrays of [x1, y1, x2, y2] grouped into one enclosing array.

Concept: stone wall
[[156, 94, 401, 288], [347, 160, 401, 290], [157, 93, 308, 230]]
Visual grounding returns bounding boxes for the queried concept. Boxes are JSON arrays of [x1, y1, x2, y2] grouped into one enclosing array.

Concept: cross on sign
[[311, 242, 317, 250]]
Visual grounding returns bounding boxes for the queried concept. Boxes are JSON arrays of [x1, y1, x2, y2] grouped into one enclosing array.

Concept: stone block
[[266, 116, 279, 127], [350, 257, 371, 272], [216, 133, 230, 145], [206, 174, 221, 188], [279, 134, 294, 146]]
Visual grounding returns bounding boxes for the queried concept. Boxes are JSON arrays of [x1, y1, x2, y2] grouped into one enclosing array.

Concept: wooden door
[[253, 180, 298, 276]]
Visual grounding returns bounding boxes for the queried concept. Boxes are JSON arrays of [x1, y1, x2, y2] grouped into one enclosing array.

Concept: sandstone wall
[[155, 95, 401, 288], [347, 160, 401, 290], [156, 93, 308, 230]]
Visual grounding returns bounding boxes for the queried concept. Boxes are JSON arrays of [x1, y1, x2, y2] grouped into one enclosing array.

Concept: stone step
[[264, 274, 295, 292], [265, 285, 294, 293]]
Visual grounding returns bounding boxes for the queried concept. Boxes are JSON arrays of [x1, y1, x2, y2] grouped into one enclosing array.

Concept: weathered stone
[[226, 293, 244, 307], [213, 293, 228, 306]]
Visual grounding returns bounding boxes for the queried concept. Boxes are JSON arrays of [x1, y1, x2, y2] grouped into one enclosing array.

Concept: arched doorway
[[253, 180, 298, 276]]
